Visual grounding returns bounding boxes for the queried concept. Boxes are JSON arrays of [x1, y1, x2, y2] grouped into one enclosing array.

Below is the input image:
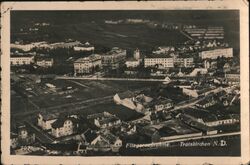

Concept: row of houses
[[114, 92, 173, 114], [74, 47, 126, 74], [11, 40, 94, 52], [10, 54, 54, 68]]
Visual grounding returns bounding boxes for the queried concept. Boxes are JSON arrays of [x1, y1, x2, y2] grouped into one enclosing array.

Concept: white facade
[[125, 60, 140, 68], [10, 56, 34, 65], [74, 54, 102, 74], [37, 114, 57, 130], [36, 59, 54, 67], [73, 42, 95, 51], [144, 57, 174, 68], [51, 119, 74, 138], [199, 48, 233, 59]]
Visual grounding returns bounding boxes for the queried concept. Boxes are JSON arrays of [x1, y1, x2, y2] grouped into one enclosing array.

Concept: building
[[204, 114, 240, 127], [50, 40, 81, 49], [150, 97, 173, 111], [87, 111, 121, 129], [144, 55, 174, 68], [189, 68, 208, 77], [173, 57, 194, 68], [195, 97, 218, 108], [152, 46, 175, 54], [51, 116, 78, 138], [74, 54, 102, 74], [10, 55, 34, 65], [101, 47, 126, 70], [37, 112, 59, 130], [10, 41, 47, 52], [225, 73, 240, 84], [125, 58, 140, 68], [133, 48, 141, 60], [199, 48, 233, 59], [81, 129, 98, 145], [36, 58, 54, 67], [73, 42, 95, 52], [90, 130, 122, 152], [11, 125, 36, 149]]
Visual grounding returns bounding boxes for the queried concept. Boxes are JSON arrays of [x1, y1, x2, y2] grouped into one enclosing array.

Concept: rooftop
[[51, 116, 78, 129], [82, 129, 98, 143]]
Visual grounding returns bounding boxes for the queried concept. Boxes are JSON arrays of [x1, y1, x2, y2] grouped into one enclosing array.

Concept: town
[[10, 13, 240, 156]]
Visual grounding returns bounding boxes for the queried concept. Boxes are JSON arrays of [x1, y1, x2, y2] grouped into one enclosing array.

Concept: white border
[[1, 1, 249, 164]]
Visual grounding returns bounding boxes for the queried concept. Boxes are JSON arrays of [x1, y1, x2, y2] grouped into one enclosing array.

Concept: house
[[152, 97, 173, 111], [37, 112, 59, 130], [10, 55, 34, 65], [51, 116, 78, 138], [125, 58, 140, 68], [74, 54, 102, 74], [120, 123, 137, 135], [36, 57, 54, 67], [11, 124, 36, 149], [101, 47, 126, 70], [81, 129, 98, 145], [195, 96, 218, 108], [90, 130, 122, 152], [87, 111, 121, 129]]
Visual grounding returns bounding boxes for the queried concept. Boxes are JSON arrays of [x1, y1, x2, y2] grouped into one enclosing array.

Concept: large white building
[[73, 42, 95, 52], [144, 55, 174, 68], [74, 54, 102, 74], [199, 47, 233, 59], [144, 52, 194, 69], [10, 55, 34, 65], [173, 57, 194, 68]]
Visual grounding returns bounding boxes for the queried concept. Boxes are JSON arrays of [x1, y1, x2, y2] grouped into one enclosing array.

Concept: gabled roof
[[82, 129, 98, 143], [51, 117, 77, 129], [100, 131, 119, 144]]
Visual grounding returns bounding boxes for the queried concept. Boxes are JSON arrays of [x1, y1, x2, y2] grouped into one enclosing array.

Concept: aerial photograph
[[10, 10, 240, 156]]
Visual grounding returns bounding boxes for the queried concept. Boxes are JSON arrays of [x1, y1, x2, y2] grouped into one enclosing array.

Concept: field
[[11, 77, 161, 121]]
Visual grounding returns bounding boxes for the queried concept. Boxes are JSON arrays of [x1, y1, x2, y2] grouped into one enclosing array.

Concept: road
[[56, 76, 168, 82], [25, 121, 55, 143]]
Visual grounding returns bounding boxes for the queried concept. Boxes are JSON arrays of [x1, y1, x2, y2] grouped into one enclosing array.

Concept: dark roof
[[39, 111, 60, 121], [51, 117, 77, 129], [158, 126, 177, 137], [83, 129, 98, 143], [100, 132, 118, 144], [183, 108, 218, 122]]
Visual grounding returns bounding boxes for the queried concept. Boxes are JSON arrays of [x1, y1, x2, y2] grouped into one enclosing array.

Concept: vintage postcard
[[1, 1, 249, 164]]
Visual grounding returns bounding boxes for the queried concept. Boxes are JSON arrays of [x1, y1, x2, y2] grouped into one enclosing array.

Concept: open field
[[11, 77, 161, 114]]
